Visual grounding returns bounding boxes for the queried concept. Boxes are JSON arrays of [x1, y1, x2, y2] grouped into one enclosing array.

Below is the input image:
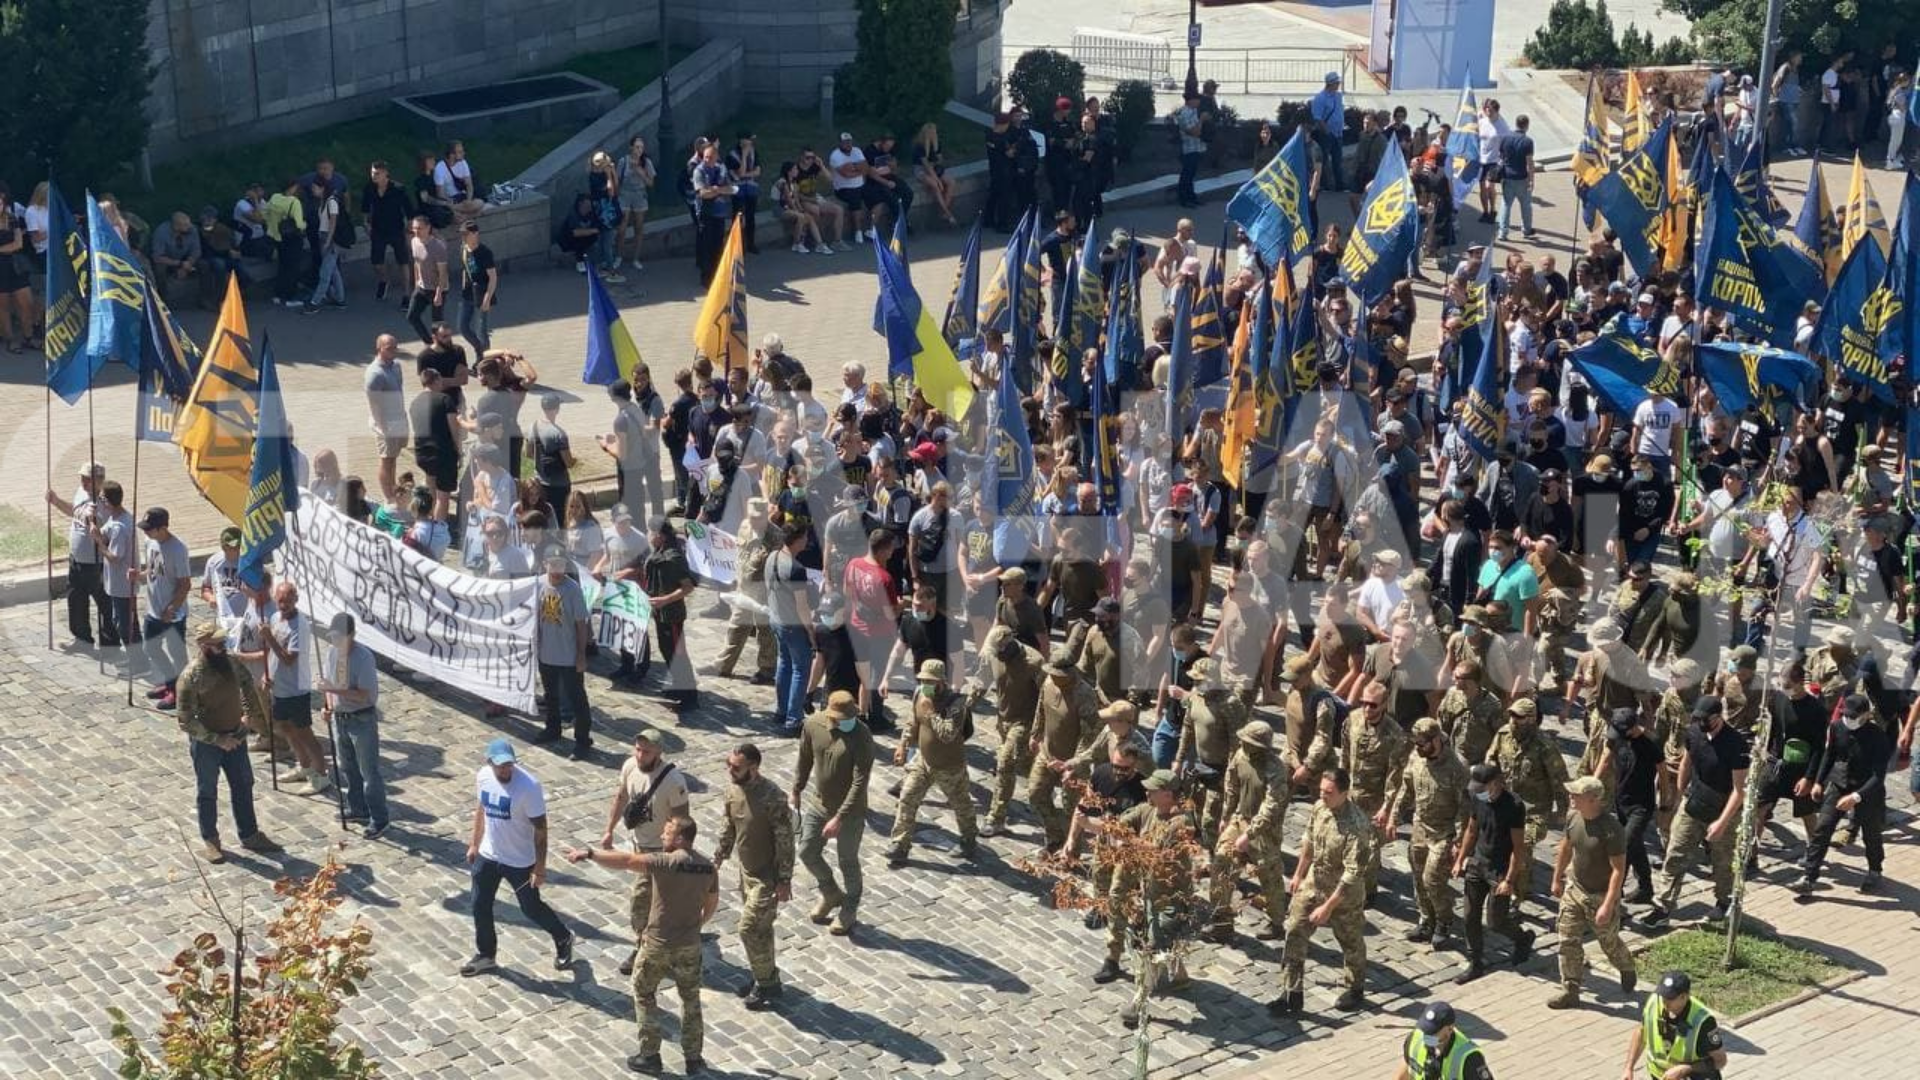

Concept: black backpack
[[334, 205, 357, 248]]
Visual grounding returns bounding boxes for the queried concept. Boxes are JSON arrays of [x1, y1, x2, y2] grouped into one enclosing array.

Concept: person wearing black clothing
[[664, 371, 697, 504], [1617, 455, 1673, 566], [1601, 708, 1661, 901], [1759, 666, 1827, 846], [985, 113, 1016, 231], [408, 369, 470, 507], [1038, 211, 1077, 316], [1818, 382, 1872, 481], [1452, 763, 1536, 982], [1646, 696, 1750, 925], [1044, 97, 1078, 212], [416, 323, 471, 411], [887, 583, 959, 690], [723, 134, 762, 254], [812, 593, 862, 705], [1429, 501, 1485, 617], [1800, 694, 1891, 892], [687, 386, 728, 463], [642, 522, 700, 710], [1520, 470, 1575, 548], [690, 145, 735, 287], [1068, 113, 1113, 224], [361, 162, 414, 303], [1730, 403, 1776, 465]]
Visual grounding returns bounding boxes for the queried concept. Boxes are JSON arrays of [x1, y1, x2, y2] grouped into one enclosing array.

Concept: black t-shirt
[[409, 389, 458, 454], [1820, 397, 1871, 459], [1470, 789, 1527, 876], [1618, 475, 1674, 539], [897, 611, 956, 671], [361, 181, 412, 236], [532, 419, 570, 488], [1038, 229, 1074, 278], [1610, 729, 1660, 810], [1084, 762, 1147, 819], [1592, 247, 1625, 283], [1684, 722, 1751, 815], [665, 390, 696, 452], [460, 242, 497, 303], [1732, 411, 1776, 462], [643, 548, 695, 622], [1498, 133, 1535, 177], [416, 344, 469, 409], [816, 624, 861, 694]]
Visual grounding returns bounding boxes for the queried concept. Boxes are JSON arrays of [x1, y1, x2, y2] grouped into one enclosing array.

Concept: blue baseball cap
[[485, 738, 516, 765]]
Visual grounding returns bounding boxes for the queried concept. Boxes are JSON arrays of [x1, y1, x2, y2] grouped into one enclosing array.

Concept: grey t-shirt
[[143, 534, 191, 621], [101, 512, 135, 598], [269, 610, 310, 697], [764, 548, 812, 627], [531, 419, 571, 488], [909, 505, 958, 573], [364, 358, 407, 437], [326, 640, 380, 713], [612, 401, 652, 468], [66, 485, 100, 562], [536, 575, 590, 666]]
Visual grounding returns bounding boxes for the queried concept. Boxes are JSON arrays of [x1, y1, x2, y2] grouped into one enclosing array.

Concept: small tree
[[108, 858, 378, 1079], [843, 0, 957, 139], [1102, 80, 1157, 162], [0, 0, 155, 192], [1006, 48, 1085, 116], [1523, 0, 1624, 70]]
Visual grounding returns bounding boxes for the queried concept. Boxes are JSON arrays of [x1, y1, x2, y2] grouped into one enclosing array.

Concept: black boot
[[1093, 957, 1123, 984]]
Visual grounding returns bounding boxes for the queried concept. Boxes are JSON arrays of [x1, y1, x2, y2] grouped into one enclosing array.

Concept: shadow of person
[[763, 984, 946, 1066], [848, 923, 1030, 993]]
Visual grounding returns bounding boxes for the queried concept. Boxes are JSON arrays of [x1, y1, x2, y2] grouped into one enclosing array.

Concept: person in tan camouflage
[[1389, 717, 1470, 947], [1277, 653, 1342, 792], [712, 742, 795, 1010], [1651, 656, 1708, 835], [887, 659, 978, 866], [1436, 658, 1504, 767], [1270, 767, 1373, 1016], [1174, 658, 1249, 840], [977, 626, 1044, 837], [1346, 682, 1411, 901], [1487, 696, 1569, 908], [1547, 776, 1636, 1009], [1527, 533, 1585, 695], [1098, 770, 1199, 1025], [1710, 643, 1765, 737], [1065, 596, 1146, 704], [1803, 624, 1859, 715], [1567, 620, 1653, 759], [1203, 720, 1289, 943], [1029, 646, 1104, 852], [714, 504, 776, 681], [1443, 606, 1520, 706]]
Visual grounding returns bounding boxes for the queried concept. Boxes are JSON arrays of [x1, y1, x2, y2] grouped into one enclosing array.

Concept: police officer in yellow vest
[[1621, 971, 1727, 1080], [1395, 1001, 1493, 1080]]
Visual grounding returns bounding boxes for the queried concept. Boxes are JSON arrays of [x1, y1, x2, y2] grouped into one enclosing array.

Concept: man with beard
[[712, 743, 796, 1010], [1347, 684, 1411, 901], [1203, 720, 1289, 944], [978, 627, 1045, 838], [176, 622, 286, 863], [1389, 717, 1471, 947], [1643, 696, 1749, 926], [1436, 658, 1504, 768], [1487, 697, 1569, 909], [1067, 596, 1146, 705]]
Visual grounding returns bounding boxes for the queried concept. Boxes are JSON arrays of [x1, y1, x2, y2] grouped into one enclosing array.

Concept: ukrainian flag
[[693, 217, 749, 371], [875, 236, 973, 421], [175, 274, 259, 525], [582, 263, 643, 385]]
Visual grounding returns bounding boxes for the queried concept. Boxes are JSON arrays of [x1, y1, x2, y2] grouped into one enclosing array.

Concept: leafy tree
[[1006, 48, 1086, 117], [0, 0, 155, 193], [108, 860, 378, 1080], [1681, 0, 1920, 72], [843, 0, 956, 138], [1102, 80, 1157, 161], [1523, 0, 1693, 70]]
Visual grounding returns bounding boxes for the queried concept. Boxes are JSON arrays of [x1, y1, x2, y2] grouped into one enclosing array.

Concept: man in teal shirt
[[1474, 530, 1538, 634]]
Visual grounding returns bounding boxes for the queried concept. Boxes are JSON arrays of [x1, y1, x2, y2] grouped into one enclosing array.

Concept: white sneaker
[[792, 243, 809, 253], [865, 227, 878, 241], [303, 773, 333, 796], [853, 231, 865, 244], [632, 261, 644, 272], [816, 245, 835, 256], [574, 260, 586, 274], [282, 766, 311, 782]]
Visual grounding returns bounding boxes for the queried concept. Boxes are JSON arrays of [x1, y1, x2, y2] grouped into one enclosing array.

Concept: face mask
[[1635, 469, 1655, 483], [1530, 440, 1546, 451], [1467, 782, 1487, 798], [1491, 549, 1511, 565], [1422, 1033, 1442, 1050], [700, 395, 718, 409], [836, 717, 858, 733], [790, 485, 805, 498], [913, 609, 934, 622], [1843, 712, 1867, 731]]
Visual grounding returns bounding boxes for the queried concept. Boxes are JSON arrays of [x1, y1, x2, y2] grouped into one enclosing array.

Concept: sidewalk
[[1222, 809, 1920, 1080]]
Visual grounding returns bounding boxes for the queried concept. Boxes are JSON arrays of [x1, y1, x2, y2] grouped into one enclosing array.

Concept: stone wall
[[146, 0, 661, 158]]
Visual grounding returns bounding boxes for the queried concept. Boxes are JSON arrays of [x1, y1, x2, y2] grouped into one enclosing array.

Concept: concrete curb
[[1725, 967, 1867, 1030]]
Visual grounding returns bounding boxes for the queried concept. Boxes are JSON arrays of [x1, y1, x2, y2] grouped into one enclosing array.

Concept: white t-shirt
[[1632, 397, 1682, 458], [202, 550, 247, 619], [434, 158, 474, 201], [1355, 575, 1405, 630], [1704, 488, 1751, 562], [827, 147, 868, 192], [476, 765, 548, 868], [1766, 511, 1819, 592], [268, 610, 310, 698], [101, 513, 135, 598], [1821, 68, 1841, 106], [233, 198, 266, 242], [1477, 116, 1511, 165], [24, 203, 49, 255]]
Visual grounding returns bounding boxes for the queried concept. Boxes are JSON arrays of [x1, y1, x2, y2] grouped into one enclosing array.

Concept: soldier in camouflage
[[1174, 658, 1250, 841], [1528, 533, 1585, 695], [1278, 653, 1342, 792], [1803, 624, 1859, 716], [887, 660, 978, 866], [1346, 683, 1411, 902], [1066, 596, 1147, 704], [712, 742, 796, 1010], [1389, 717, 1470, 947], [1269, 768, 1373, 1016], [1097, 769, 1198, 1012], [1711, 643, 1766, 737], [1652, 657, 1709, 835], [978, 627, 1044, 837], [1487, 696, 1570, 908], [1064, 700, 1154, 775], [1029, 646, 1104, 851], [1436, 657, 1505, 767], [1203, 720, 1289, 943]]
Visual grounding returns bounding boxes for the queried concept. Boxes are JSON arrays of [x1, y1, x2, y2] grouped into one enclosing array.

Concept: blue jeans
[[1773, 100, 1800, 150], [1623, 534, 1662, 566], [336, 708, 389, 828], [109, 594, 140, 666], [190, 737, 259, 843], [1497, 178, 1533, 237], [142, 615, 186, 690], [1318, 131, 1346, 191], [1177, 152, 1201, 204], [308, 246, 344, 305], [593, 226, 616, 267], [772, 624, 813, 726], [1151, 714, 1180, 770], [457, 295, 491, 353]]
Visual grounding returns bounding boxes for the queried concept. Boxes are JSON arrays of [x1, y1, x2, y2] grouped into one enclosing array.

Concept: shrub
[[0, 0, 156, 192], [1103, 80, 1157, 160], [1523, 0, 1696, 70], [1007, 49, 1086, 116], [842, 0, 956, 136]]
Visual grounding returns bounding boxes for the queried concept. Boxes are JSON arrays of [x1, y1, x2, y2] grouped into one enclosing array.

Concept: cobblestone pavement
[[0, 585, 1886, 1078]]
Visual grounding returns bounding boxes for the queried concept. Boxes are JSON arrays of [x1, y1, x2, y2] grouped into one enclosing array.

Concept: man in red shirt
[[843, 529, 901, 732]]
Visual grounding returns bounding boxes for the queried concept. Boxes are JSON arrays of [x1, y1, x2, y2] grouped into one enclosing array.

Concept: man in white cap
[[827, 132, 872, 243], [46, 462, 114, 651]]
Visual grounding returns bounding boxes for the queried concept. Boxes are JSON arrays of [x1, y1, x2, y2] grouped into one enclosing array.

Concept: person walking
[[1621, 972, 1728, 1080], [565, 814, 717, 1075], [884, 659, 978, 867], [1271, 768, 1372, 1016], [790, 690, 874, 937], [1549, 776, 1636, 1008], [262, 581, 330, 795], [1798, 693, 1891, 895], [319, 613, 388, 840], [598, 728, 692, 976], [460, 738, 576, 977], [1450, 763, 1536, 983], [1644, 696, 1749, 926], [713, 742, 796, 1009], [175, 621, 284, 863], [533, 545, 594, 757], [764, 523, 816, 735], [46, 463, 114, 652], [1394, 1002, 1494, 1080], [134, 506, 191, 711], [1494, 115, 1536, 241], [644, 521, 701, 711], [1310, 72, 1347, 192], [1390, 717, 1470, 949]]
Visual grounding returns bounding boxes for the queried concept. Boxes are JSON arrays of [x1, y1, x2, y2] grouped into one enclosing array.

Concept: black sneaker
[[1405, 923, 1434, 943], [301, 303, 320, 316], [1512, 929, 1536, 965], [554, 933, 576, 970], [1625, 887, 1654, 905], [1455, 962, 1485, 984], [375, 281, 389, 301], [626, 1053, 663, 1075], [742, 983, 783, 1010], [1621, 970, 1637, 994], [1641, 906, 1670, 927], [458, 954, 497, 977], [532, 729, 563, 745], [1333, 987, 1367, 1011], [885, 849, 908, 869], [684, 1057, 705, 1075], [1266, 990, 1304, 1015], [1860, 871, 1882, 891], [569, 742, 593, 761], [362, 822, 389, 841], [622, 950, 640, 977]]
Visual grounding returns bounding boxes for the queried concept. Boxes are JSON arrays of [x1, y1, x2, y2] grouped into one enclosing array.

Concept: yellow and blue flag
[[692, 217, 748, 371], [1812, 235, 1900, 403], [1013, 210, 1046, 389], [1619, 72, 1648, 156], [1572, 73, 1611, 188], [1101, 249, 1144, 392], [1889, 173, 1920, 384], [1446, 74, 1482, 204], [986, 348, 1035, 516], [1589, 116, 1672, 277], [1221, 291, 1260, 484], [977, 208, 1033, 392], [1339, 138, 1417, 302], [870, 214, 911, 334], [1050, 221, 1104, 411], [1696, 167, 1805, 347], [943, 217, 982, 358], [1249, 273, 1286, 479], [1568, 331, 1679, 417], [1459, 314, 1504, 461], [1907, 401, 1920, 507], [1791, 162, 1842, 286], [175, 275, 259, 525], [1227, 128, 1316, 269], [1657, 124, 1691, 272], [1696, 341, 1820, 417], [83, 192, 147, 375], [1088, 317, 1121, 514], [135, 287, 202, 444], [1727, 138, 1787, 226], [583, 263, 643, 385], [43, 183, 95, 404], [236, 335, 300, 590], [1842, 153, 1889, 260], [1163, 281, 1195, 454], [875, 235, 973, 420], [1283, 253, 1321, 396], [1191, 239, 1228, 385]]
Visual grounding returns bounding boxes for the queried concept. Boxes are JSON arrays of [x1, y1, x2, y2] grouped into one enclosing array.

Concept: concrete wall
[[146, 0, 661, 158]]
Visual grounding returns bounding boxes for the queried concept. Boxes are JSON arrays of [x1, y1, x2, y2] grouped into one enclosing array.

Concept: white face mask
[[1843, 712, 1868, 731]]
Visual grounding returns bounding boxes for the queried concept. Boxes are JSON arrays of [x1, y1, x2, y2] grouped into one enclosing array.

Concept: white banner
[[580, 570, 654, 660], [280, 493, 541, 712], [681, 520, 740, 585]]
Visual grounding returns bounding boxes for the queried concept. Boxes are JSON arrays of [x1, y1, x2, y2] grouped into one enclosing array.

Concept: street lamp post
[[656, 0, 676, 201], [1185, 0, 1199, 98], [1752, 0, 1783, 158]]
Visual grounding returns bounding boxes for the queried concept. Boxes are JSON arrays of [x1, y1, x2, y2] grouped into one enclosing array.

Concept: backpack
[[334, 204, 357, 248]]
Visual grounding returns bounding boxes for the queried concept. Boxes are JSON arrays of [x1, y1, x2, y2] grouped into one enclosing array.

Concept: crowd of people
[[33, 47, 1920, 1079]]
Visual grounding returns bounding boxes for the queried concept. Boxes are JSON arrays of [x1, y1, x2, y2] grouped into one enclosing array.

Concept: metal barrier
[[1068, 29, 1172, 85], [1007, 39, 1356, 97]]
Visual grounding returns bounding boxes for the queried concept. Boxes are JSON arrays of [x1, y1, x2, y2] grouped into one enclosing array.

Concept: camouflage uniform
[[1105, 798, 1197, 960], [1488, 700, 1570, 904], [1436, 685, 1505, 767], [1651, 680, 1701, 833], [1066, 618, 1147, 704], [1343, 709, 1411, 898], [1029, 660, 1104, 848], [713, 773, 796, 991], [632, 850, 720, 1063], [1712, 670, 1765, 737], [1280, 797, 1372, 997], [1530, 550, 1585, 694], [1176, 670, 1250, 841], [1391, 720, 1470, 936], [888, 684, 977, 857], [1803, 642, 1857, 715], [982, 636, 1045, 832], [1208, 722, 1289, 935], [1279, 659, 1342, 791], [1553, 805, 1637, 1003]]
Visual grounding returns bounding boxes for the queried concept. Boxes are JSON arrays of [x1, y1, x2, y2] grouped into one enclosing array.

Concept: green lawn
[[125, 44, 691, 226], [0, 504, 58, 568], [703, 107, 986, 177], [1640, 927, 1843, 1020]]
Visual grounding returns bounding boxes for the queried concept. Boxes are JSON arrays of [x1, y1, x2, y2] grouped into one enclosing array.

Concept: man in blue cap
[[460, 737, 576, 976], [1622, 971, 1727, 1080], [1395, 1001, 1492, 1079]]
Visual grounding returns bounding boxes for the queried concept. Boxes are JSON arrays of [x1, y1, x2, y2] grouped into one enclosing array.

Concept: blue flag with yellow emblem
[[1338, 138, 1417, 302], [1227, 129, 1316, 270], [1191, 239, 1229, 386], [1696, 341, 1820, 417], [1812, 235, 1900, 404], [236, 335, 300, 591], [82, 192, 147, 375], [1568, 331, 1680, 417], [1458, 313, 1504, 461], [943, 216, 982, 358], [42, 183, 95, 404], [1164, 282, 1196, 455], [1051, 221, 1104, 411], [1102, 248, 1143, 392], [1889, 173, 1920, 384], [135, 287, 202, 443], [1696, 167, 1804, 346], [1588, 116, 1672, 277], [985, 348, 1035, 517], [1446, 77, 1482, 205]]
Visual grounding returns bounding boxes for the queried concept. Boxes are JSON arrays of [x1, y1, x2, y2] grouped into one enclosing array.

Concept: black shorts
[[368, 230, 411, 266], [835, 187, 867, 213], [272, 693, 313, 729], [414, 447, 458, 494], [860, 181, 896, 207]]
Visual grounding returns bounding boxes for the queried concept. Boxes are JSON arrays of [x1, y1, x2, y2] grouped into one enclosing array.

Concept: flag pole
[[126, 419, 141, 709], [1569, 69, 1596, 262], [43, 382, 54, 651]]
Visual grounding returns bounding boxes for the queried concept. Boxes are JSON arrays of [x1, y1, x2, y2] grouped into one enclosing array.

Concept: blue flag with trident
[[1339, 139, 1418, 302], [1227, 129, 1316, 269], [83, 192, 148, 375], [236, 335, 300, 591]]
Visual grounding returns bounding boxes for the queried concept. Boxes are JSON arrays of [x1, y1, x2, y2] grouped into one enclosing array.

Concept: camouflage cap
[[1099, 700, 1139, 726], [1507, 697, 1539, 718], [1460, 604, 1488, 625], [1411, 717, 1443, 739], [1729, 644, 1759, 667], [1280, 654, 1314, 681], [1587, 620, 1621, 645], [1566, 775, 1605, 799], [1238, 719, 1275, 749], [1142, 769, 1178, 792], [1188, 657, 1216, 683], [1669, 658, 1701, 682], [1403, 570, 1432, 593], [1043, 646, 1076, 675]]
